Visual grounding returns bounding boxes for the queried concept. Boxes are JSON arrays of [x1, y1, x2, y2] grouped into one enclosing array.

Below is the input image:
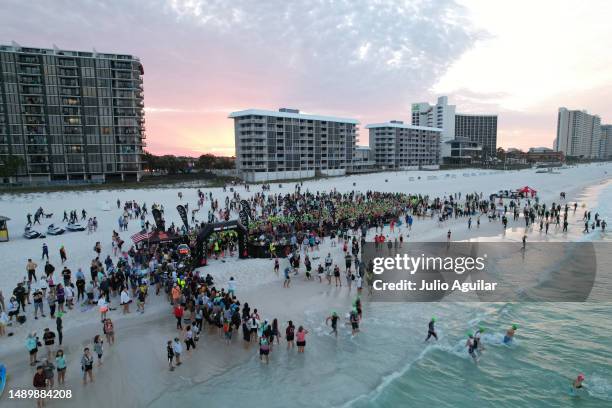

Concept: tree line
[[142, 152, 235, 174]]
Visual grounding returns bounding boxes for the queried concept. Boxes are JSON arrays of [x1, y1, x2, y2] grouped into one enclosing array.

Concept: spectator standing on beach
[[33, 366, 47, 408], [81, 348, 94, 384], [27, 259, 38, 282], [167, 341, 175, 371], [55, 349, 67, 385], [172, 338, 182, 366]]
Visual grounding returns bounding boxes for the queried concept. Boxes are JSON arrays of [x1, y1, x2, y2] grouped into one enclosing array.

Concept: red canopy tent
[[518, 186, 537, 197]]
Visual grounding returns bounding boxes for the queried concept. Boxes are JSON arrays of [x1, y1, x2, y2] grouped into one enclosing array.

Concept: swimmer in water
[[503, 324, 518, 344], [348, 309, 360, 335], [465, 331, 478, 363], [325, 311, 339, 337], [474, 327, 485, 355], [572, 373, 585, 392], [425, 317, 437, 342]]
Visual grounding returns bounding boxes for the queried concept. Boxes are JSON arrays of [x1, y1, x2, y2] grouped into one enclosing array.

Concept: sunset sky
[[2, 0, 612, 156]]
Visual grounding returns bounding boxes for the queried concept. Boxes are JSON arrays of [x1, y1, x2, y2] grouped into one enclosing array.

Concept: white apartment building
[[229, 108, 358, 182], [411, 96, 455, 157], [555, 108, 601, 159], [366, 120, 441, 170]]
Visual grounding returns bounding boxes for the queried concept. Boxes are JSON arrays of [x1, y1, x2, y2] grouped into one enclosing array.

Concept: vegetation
[[142, 152, 234, 174], [0, 155, 25, 178]]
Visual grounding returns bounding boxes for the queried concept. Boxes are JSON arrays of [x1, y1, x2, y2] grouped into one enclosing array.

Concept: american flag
[[131, 230, 153, 243]]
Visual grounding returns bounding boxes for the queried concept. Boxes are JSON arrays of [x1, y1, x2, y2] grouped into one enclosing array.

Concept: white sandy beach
[[0, 163, 611, 407]]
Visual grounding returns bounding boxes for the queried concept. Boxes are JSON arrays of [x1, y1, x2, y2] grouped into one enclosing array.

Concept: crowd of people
[[0, 182, 605, 405]]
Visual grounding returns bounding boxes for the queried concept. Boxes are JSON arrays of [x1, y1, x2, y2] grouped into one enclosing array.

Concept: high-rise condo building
[[600, 124, 612, 159], [0, 43, 145, 183], [454, 113, 498, 160], [366, 120, 441, 169], [229, 108, 358, 182], [555, 108, 601, 159], [411, 96, 455, 159]]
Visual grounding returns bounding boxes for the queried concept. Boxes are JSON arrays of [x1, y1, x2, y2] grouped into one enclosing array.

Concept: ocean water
[[151, 181, 612, 408]]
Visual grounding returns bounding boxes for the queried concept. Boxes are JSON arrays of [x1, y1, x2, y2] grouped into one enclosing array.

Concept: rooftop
[[455, 112, 498, 118], [228, 108, 359, 124], [0, 42, 140, 61], [365, 122, 442, 132]]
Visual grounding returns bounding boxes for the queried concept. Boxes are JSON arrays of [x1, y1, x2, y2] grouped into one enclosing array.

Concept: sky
[[2, 0, 611, 156]]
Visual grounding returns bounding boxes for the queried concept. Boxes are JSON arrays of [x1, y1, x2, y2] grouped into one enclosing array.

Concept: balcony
[[27, 135, 47, 144], [113, 62, 133, 70], [24, 117, 45, 125], [61, 108, 81, 116], [23, 106, 44, 115], [113, 72, 132, 80], [57, 58, 77, 67], [114, 108, 137, 117], [28, 164, 51, 174], [63, 117, 81, 126], [18, 56, 39, 64], [58, 68, 78, 77], [21, 86, 43, 94], [59, 78, 79, 87], [25, 125, 45, 135], [63, 127, 82, 135], [113, 80, 135, 89], [19, 67, 41, 75], [22, 96, 44, 105], [60, 88, 80, 96], [27, 145, 49, 154], [61, 97, 80, 106]]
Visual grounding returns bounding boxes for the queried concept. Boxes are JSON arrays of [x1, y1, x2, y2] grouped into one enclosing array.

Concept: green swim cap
[[512, 324, 518, 330], [331, 311, 337, 316], [479, 326, 485, 333], [467, 331, 473, 337], [431, 317, 436, 322]]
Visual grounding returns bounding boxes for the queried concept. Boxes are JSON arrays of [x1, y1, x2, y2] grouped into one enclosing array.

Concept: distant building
[[555, 108, 601, 159], [505, 147, 564, 164], [351, 145, 376, 173], [366, 120, 440, 170], [229, 108, 358, 182], [525, 147, 564, 163], [601, 125, 612, 159], [0, 43, 145, 183], [443, 137, 482, 165], [412, 96, 498, 162], [454, 114, 498, 160], [411, 96, 455, 151]]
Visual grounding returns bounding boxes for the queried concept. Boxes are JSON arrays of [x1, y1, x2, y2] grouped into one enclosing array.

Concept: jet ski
[[47, 224, 65, 235], [66, 222, 86, 232], [24, 227, 45, 239]]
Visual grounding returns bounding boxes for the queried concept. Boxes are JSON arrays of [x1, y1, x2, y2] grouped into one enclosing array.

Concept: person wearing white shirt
[[64, 285, 74, 309], [120, 288, 131, 314], [98, 296, 108, 321], [228, 277, 236, 295], [172, 338, 183, 366]]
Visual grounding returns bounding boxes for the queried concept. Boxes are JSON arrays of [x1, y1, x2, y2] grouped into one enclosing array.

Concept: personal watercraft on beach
[[47, 224, 65, 235], [23, 227, 45, 239], [66, 222, 86, 232]]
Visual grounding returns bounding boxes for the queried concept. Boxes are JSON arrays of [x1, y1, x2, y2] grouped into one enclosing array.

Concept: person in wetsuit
[[325, 311, 339, 337], [425, 317, 438, 342]]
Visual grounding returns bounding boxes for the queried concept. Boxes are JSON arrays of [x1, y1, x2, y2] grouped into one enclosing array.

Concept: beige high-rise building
[[555, 108, 601, 159]]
